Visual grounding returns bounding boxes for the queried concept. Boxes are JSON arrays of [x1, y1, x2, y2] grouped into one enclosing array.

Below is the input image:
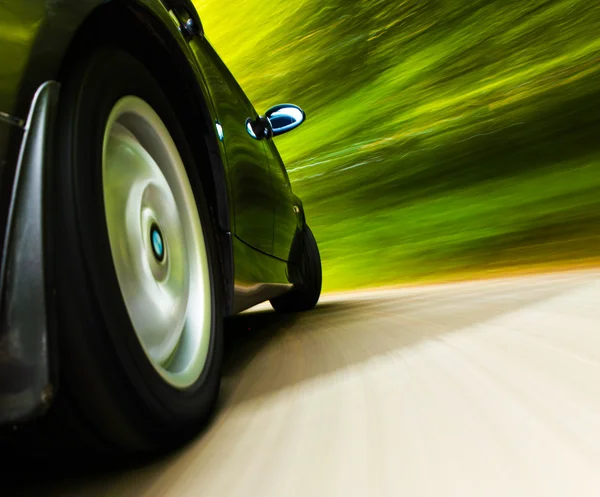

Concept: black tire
[[270, 224, 322, 312], [43, 48, 224, 454]]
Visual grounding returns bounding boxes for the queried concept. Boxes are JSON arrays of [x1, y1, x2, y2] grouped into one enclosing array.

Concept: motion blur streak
[[196, 0, 600, 291], [10, 270, 600, 496]]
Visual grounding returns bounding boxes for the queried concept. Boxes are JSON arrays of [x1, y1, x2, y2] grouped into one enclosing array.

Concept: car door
[[262, 140, 299, 261], [190, 39, 275, 254]]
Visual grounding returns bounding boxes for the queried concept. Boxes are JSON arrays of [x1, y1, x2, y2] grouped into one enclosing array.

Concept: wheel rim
[[102, 96, 211, 389]]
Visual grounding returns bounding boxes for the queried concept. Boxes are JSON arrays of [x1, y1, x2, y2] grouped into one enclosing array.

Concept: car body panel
[[264, 139, 301, 261], [190, 39, 276, 255]]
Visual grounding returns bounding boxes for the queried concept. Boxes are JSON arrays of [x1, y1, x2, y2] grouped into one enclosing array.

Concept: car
[[0, 0, 322, 454]]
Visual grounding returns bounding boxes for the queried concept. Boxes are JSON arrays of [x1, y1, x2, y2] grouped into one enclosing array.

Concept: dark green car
[[0, 0, 321, 454]]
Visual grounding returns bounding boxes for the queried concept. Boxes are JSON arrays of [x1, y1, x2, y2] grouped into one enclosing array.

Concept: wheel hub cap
[[150, 224, 165, 262], [102, 96, 212, 389]]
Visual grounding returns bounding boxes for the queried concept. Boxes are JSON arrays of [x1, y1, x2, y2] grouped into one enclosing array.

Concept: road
[[5, 269, 600, 496]]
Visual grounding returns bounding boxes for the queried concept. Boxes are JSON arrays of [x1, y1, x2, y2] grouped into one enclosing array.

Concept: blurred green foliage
[[196, 0, 600, 291]]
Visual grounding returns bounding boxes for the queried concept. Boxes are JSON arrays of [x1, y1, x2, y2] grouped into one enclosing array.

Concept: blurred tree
[[196, 0, 600, 290]]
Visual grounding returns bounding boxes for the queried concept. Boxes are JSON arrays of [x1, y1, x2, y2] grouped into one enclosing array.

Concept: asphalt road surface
[[5, 269, 600, 496]]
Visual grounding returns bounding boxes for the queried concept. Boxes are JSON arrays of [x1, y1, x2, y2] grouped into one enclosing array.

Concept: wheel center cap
[[150, 224, 165, 262]]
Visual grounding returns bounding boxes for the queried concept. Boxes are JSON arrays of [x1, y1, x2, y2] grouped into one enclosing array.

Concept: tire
[[270, 224, 322, 312], [44, 48, 224, 454]]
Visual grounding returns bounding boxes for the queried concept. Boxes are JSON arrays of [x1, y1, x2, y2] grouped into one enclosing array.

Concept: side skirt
[[230, 235, 292, 315]]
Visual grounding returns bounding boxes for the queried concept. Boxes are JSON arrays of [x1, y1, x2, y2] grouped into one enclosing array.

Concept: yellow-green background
[[195, 0, 600, 291]]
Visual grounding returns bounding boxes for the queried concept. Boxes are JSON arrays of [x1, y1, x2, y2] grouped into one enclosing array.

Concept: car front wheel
[[46, 48, 223, 454]]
